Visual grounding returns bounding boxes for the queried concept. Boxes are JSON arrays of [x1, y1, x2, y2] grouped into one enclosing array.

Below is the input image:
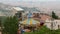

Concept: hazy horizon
[[0, 0, 60, 6], [0, 0, 60, 17], [0, 0, 60, 13]]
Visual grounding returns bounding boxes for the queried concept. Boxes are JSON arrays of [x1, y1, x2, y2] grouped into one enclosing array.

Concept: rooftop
[[12, 7, 24, 11]]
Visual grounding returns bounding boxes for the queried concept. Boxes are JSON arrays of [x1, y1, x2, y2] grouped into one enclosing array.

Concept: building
[[11, 7, 27, 21], [0, 7, 27, 21], [11, 7, 24, 17], [32, 13, 52, 21], [0, 7, 25, 17], [45, 19, 60, 30], [40, 13, 52, 21]]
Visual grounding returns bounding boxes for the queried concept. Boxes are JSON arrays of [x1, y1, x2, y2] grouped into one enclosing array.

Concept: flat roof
[[12, 7, 24, 11]]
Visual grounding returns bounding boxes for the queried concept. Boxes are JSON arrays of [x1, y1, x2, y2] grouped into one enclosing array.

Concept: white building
[[45, 19, 60, 30], [11, 7, 24, 16]]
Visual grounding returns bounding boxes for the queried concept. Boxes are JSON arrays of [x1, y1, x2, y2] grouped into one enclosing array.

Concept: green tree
[[0, 17, 2, 27], [24, 26, 60, 34], [52, 11, 58, 19], [0, 17, 2, 32], [3, 16, 18, 34]]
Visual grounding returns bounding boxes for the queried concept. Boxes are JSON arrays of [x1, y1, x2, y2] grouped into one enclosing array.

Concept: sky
[[0, 0, 59, 3], [0, 0, 59, 5], [0, 0, 60, 8]]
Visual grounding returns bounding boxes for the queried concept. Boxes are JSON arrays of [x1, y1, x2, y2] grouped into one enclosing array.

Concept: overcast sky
[[0, 0, 59, 3], [0, 0, 60, 14], [0, 0, 60, 6]]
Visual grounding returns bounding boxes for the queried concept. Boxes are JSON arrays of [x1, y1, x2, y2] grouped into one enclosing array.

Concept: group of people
[[17, 20, 44, 34], [18, 25, 37, 34], [18, 25, 25, 34]]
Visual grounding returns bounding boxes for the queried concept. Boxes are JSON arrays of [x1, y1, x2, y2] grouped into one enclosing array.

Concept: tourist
[[20, 26, 25, 34]]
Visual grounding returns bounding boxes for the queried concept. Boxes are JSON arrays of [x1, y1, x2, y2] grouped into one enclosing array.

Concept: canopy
[[20, 18, 40, 25]]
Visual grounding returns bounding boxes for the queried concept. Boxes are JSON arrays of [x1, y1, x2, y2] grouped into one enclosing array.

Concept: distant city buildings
[[0, 7, 60, 30]]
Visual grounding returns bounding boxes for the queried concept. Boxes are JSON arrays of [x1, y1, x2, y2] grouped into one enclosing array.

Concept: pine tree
[[52, 11, 58, 19], [3, 16, 18, 34]]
